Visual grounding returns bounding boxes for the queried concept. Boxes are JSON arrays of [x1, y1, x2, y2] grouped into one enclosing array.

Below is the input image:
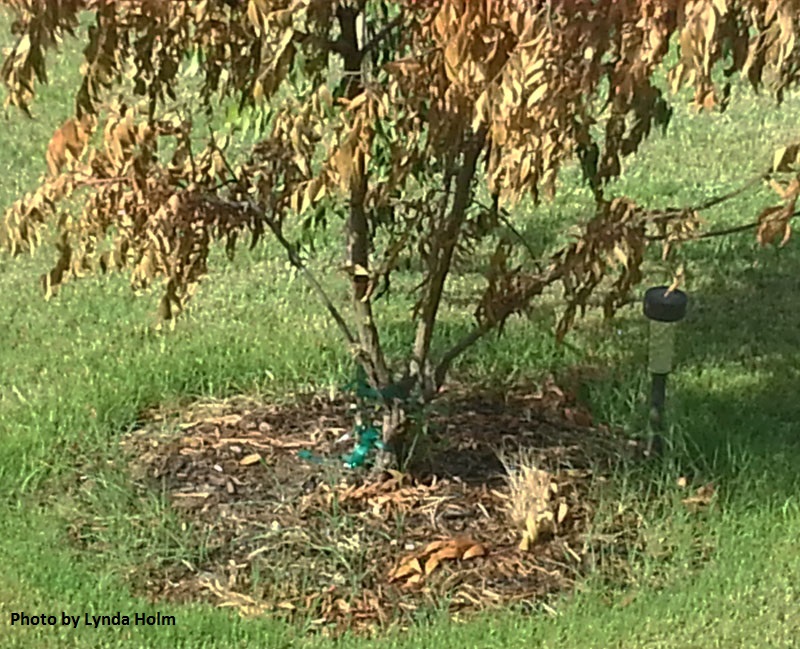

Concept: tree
[[2, 0, 799, 460]]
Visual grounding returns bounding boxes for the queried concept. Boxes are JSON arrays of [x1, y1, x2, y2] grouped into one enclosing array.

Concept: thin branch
[[413, 126, 488, 395], [473, 194, 544, 271], [432, 324, 491, 390], [432, 263, 564, 390], [208, 196, 357, 346], [646, 172, 770, 219], [74, 175, 130, 187], [361, 13, 404, 58], [647, 209, 800, 241], [296, 10, 404, 74], [255, 204, 358, 346]]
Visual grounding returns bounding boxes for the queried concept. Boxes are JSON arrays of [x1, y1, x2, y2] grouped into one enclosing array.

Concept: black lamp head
[[643, 286, 688, 323]]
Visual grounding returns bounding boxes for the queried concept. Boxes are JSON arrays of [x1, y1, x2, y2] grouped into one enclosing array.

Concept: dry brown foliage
[[3, 1, 800, 444]]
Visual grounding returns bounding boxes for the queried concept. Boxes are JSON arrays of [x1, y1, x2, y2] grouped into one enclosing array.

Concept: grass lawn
[[2, 15, 799, 649]]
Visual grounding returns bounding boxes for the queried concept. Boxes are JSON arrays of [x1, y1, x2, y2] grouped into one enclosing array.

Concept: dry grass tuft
[[499, 449, 559, 551]]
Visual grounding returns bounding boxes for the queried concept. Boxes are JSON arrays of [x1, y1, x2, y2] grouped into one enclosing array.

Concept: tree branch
[[412, 126, 488, 397], [646, 172, 770, 220], [295, 9, 404, 88], [207, 195, 358, 347], [432, 263, 564, 391], [647, 209, 800, 241], [337, 4, 392, 394], [361, 13, 404, 58]]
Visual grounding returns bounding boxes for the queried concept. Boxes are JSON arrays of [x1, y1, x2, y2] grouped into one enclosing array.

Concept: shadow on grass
[[668, 240, 800, 494], [583, 236, 800, 498]]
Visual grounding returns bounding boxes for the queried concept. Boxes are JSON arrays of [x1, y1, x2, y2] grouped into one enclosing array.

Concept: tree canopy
[[3, 0, 800, 449]]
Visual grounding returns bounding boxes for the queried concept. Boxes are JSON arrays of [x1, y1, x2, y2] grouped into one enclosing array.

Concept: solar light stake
[[643, 286, 688, 431]]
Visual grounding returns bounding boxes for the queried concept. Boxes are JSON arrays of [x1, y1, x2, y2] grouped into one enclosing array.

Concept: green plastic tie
[[342, 366, 413, 403], [342, 424, 384, 468]]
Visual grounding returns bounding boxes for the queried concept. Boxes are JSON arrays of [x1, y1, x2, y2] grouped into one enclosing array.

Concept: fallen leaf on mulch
[[389, 536, 487, 586], [200, 576, 270, 617], [239, 453, 262, 466]]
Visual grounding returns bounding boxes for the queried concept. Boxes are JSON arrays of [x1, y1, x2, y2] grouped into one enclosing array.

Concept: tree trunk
[[336, 4, 403, 453], [411, 127, 487, 398]]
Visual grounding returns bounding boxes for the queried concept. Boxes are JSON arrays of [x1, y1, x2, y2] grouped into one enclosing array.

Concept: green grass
[[2, 14, 800, 649]]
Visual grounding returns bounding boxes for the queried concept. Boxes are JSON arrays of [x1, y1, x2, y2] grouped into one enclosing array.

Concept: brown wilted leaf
[[453, 535, 481, 557], [388, 557, 423, 582], [199, 577, 270, 617], [461, 543, 487, 560], [681, 482, 716, 511], [424, 553, 441, 576], [45, 114, 95, 176], [772, 144, 800, 172], [433, 544, 462, 561], [421, 539, 452, 554], [395, 536, 486, 583], [757, 206, 793, 247], [403, 573, 424, 588]]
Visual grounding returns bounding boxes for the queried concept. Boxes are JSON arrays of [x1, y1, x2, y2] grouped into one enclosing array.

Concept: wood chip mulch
[[117, 380, 652, 636]]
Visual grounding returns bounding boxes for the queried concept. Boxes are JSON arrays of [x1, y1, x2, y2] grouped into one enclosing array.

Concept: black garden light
[[643, 286, 688, 431]]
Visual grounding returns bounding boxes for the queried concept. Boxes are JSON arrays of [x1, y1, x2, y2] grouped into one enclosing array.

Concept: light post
[[643, 286, 688, 432]]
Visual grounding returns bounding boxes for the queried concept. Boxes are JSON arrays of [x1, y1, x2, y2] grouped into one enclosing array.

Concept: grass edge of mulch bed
[[64, 382, 717, 638]]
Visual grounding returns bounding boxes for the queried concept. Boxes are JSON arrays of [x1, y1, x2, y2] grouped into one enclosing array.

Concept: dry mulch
[[118, 379, 653, 636]]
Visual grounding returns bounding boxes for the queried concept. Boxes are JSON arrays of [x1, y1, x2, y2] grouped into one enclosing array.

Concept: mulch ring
[[119, 379, 653, 636]]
